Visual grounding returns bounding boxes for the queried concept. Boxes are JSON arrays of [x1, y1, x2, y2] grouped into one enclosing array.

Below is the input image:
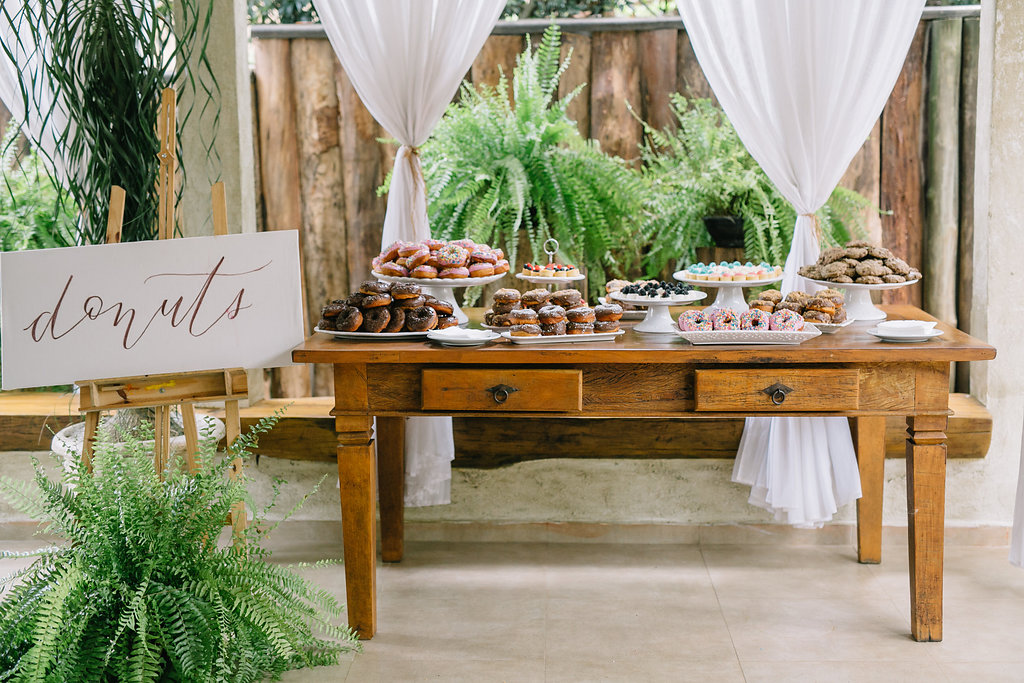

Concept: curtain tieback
[[798, 212, 823, 243]]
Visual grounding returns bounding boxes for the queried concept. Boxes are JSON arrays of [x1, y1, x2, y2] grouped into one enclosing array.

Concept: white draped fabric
[[680, 0, 925, 526], [1010, 414, 1024, 567], [315, 0, 504, 506]]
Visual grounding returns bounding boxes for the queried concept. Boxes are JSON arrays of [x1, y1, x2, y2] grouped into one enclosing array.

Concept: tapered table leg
[[852, 416, 886, 564], [906, 414, 948, 642], [376, 416, 406, 563]]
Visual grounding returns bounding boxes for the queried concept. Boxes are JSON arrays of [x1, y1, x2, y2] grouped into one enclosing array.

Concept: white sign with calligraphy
[[0, 231, 304, 390]]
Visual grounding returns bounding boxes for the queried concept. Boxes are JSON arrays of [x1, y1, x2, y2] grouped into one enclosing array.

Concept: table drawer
[[694, 369, 860, 412], [421, 369, 582, 412]]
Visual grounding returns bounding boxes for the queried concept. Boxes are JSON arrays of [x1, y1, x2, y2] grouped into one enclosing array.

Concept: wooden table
[[292, 304, 995, 642]]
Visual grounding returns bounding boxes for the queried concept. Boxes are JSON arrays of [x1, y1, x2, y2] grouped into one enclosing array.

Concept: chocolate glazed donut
[[404, 306, 438, 331], [424, 298, 454, 316], [359, 306, 391, 333], [335, 306, 363, 332], [383, 307, 406, 333]]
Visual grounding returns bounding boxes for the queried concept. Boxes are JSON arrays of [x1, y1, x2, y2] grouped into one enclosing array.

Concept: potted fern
[[419, 25, 646, 300], [0, 416, 358, 681], [639, 95, 874, 277]]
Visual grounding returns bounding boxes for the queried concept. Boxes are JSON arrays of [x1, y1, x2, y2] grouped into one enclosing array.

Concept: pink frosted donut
[[740, 308, 771, 330], [769, 308, 805, 331], [411, 265, 438, 279], [436, 244, 469, 268], [398, 241, 425, 258], [395, 257, 409, 268], [711, 307, 740, 331], [407, 248, 430, 268], [468, 262, 495, 277], [424, 238, 446, 251], [439, 266, 470, 279], [371, 255, 383, 271], [379, 241, 403, 263], [450, 239, 476, 250], [471, 249, 498, 265], [493, 259, 510, 274], [678, 310, 712, 331], [379, 262, 408, 277], [491, 248, 505, 260]]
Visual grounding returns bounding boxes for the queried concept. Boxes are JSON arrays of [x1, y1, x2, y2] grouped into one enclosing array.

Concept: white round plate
[[315, 326, 429, 340], [866, 328, 943, 343], [515, 272, 586, 284], [373, 271, 507, 287], [609, 291, 705, 306], [806, 277, 921, 291], [673, 272, 784, 287], [806, 277, 922, 322], [811, 319, 854, 335], [598, 296, 646, 320], [426, 329, 500, 346]]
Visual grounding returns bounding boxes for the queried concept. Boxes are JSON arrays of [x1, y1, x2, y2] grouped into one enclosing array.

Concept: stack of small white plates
[[426, 328, 500, 347], [866, 320, 942, 343]]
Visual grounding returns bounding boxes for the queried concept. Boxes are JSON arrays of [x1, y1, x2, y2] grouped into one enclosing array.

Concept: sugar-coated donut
[[749, 300, 775, 313], [565, 307, 596, 324], [594, 303, 623, 322], [510, 323, 542, 337], [566, 322, 594, 334], [594, 320, 620, 333], [436, 244, 469, 267], [831, 308, 847, 323], [436, 315, 459, 329], [493, 288, 521, 305], [383, 307, 406, 333], [541, 321, 566, 336], [404, 306, 438, 331], [411, 265, 438, 279], [490, 313, 513, 327], [522, 289, 550, 309], [550, 289, 583, 308], [378, 262, 408, 277], [468, 262, 495, 277], [493, 259, 510, 274], [711, 308, 740, 331], [361, 293, 392, 308], [769, 308, 804, 331], [538, 305, 566, 324], [510, 308, 539, 324], [470, 250, 498, 265], [407, 248, 430, 269], [439, 266, 470, 279], [360, 280, 391, 295], [391, 283, 421, 299], [423, 298, 455, 316], [760, 290, 784, 304], [359, 307, 390, 333], [678, 310, 712, 332], [740, 308, 771, 330], [398, 241, 425, 258], [803, 310, 830, 324], [805, 297, 836, 317]]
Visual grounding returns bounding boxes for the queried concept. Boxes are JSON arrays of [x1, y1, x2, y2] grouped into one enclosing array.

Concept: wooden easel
[[78, 88, 247, 535]]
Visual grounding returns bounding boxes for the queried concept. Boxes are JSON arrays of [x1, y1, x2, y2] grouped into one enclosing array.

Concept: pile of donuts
[[797, 240, 922, 285], [318, 281, 458, 333], [748, 288, 847, 324], [483, 288, 622, 336], [372, 238, 510, 280], [678, 307, 805, 333]]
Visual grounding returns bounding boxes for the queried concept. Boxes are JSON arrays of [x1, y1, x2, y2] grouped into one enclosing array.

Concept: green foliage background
[[0, 416, 358, 681]]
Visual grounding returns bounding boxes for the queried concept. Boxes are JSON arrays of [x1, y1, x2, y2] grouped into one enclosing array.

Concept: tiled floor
[[4, 536, 1024, 682]]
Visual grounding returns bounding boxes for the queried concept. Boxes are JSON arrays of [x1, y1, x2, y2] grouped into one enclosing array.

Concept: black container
[[703, 215, 746, 248]]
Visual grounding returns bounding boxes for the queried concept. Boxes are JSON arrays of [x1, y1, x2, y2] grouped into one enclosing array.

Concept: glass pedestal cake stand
[[610, 290, 707, 334], [807, 278, 922, 321], [373, 272, 508, 326], [673, 271, 784, 313]]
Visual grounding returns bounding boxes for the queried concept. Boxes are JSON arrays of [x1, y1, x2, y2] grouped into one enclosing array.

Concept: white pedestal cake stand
[[373, 272, 508, 326], [807, 278, 921, 321], [610, 290, 707, 334], [515, 272, 586, 291], [673, 272, 784, 313]]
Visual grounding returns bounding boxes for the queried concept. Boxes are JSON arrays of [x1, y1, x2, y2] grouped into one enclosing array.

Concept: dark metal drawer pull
[[485, 384, 519, 404], [762, 382, 794, 405]]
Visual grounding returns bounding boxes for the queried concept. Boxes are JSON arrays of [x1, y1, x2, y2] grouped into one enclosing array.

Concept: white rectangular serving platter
[[675, 327, 821, 345], [315, 326, 430, 340], [499, 330, 625, 344]]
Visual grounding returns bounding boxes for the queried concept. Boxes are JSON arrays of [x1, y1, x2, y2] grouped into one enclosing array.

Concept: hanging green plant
[[0, 415, 358, 681], [0, 0, 219, 245], [417, 24, 646, 300], [638, 94, 875, 277]]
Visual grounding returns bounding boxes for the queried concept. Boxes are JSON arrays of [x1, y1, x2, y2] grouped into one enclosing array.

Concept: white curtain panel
[[1010, 413, 1024, 566], [680, 0, 924, 527], [315, 0, 504, 506]]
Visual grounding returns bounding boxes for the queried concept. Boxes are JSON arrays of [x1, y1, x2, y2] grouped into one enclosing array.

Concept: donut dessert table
[[292, 305, 995, 643]]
